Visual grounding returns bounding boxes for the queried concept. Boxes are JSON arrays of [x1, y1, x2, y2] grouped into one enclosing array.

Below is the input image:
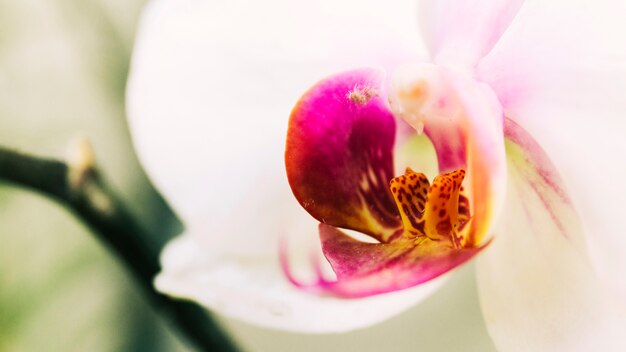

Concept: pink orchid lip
[[284, 67, 502, 297], [280, 224, 491, 298]]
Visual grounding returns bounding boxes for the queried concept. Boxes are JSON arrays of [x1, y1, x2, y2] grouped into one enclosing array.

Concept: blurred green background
[[0, 0, 189, 351], [0, 1, 496, 351]]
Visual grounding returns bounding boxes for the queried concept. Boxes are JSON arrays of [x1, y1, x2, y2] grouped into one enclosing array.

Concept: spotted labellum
[[282, 68, 494, 297]]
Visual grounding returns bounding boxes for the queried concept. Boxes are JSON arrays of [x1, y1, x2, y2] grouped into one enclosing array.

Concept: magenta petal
[[282, 224, 488, 298], [320, 224, 391, 280], [286, 69, 402, 242]]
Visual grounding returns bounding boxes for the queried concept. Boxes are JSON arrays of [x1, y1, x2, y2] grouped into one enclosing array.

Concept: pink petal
[[477, 0, 625, 112], [449, 75, 508, 244], [286, 69, 403, 242], [475, 119, 626, 351], [419, 0, 524, 67], [281, 224, 487, 298]]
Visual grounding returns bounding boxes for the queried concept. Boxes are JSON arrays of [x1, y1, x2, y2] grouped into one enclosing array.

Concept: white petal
[[126, 0, 425, 256], [475, 120, 626, 351], [155, 233, 445, 333], [418, 0, 524, 67], [127, 0, 440, 330], [477, 0, 626, 300]]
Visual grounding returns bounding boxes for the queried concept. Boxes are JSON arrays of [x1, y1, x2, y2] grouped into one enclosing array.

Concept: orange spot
[[400, 81, 428, 103]]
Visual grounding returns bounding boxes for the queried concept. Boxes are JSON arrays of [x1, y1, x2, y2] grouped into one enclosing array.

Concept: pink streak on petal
[[424, 118, 467, 172], [504, 118, 572, 201], [282, 224, 489, 298], [476, 118, 626, 351], [279, 237, 327, 293]]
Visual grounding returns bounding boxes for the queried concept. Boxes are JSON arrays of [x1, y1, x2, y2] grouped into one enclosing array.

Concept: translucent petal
[[476, 0, 626, 300], [418, 0, 524, 67], [156, 233, 445, 333], [475, 120, 626, 351], [289, 222, 486, 298], [127, 0, 425, 256]]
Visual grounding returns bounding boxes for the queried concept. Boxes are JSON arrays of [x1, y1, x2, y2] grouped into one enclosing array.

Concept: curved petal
[[285, 68, 488, 296], [475, 119, 626, 351], [476, 0, 626, 111], [476, 0, 626, 300], [450, 75, 508, 245], [127, 0, 425, 256], [129, 0, 437, 332], [282, 224, 487, 298], [286, 69, 402, 242], [156, 233, 444, 333], [418, 0, 524, 68]]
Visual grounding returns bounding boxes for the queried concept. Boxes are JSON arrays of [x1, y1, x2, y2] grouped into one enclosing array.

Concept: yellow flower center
[[390, 168, 471, 249]]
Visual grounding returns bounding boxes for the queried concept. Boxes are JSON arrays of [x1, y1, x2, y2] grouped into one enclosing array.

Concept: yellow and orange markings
[[390, 168, 472, 249]]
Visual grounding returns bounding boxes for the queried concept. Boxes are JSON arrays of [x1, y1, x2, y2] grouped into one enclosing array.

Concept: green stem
[[0, 146, 239, 352]]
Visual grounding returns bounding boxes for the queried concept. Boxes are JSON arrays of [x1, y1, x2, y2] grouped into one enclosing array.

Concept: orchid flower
[[127, 0, 626, 350]]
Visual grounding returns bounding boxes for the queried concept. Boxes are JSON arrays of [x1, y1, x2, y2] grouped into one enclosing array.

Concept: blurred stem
[[0, 146, 239, 352]]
